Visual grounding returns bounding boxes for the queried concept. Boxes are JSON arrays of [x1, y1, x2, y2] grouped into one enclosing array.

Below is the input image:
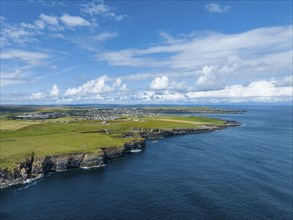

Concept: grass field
[[0, 120, 41, 130], [0, 115, 225, 168]]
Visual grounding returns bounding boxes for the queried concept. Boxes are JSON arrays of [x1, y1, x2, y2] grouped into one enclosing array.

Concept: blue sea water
[[0, 105, 292, 220]]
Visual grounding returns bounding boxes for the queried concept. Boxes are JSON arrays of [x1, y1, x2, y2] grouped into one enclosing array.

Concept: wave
[[81, 164, 106, 169], [130, 149, 142, 153], [15, 174, 46, 191]]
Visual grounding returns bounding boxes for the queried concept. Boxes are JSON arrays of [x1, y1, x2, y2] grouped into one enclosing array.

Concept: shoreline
[[0, 120, 239, 189]]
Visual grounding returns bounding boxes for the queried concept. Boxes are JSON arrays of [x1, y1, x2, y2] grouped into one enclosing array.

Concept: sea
[[0, 105, 292, 220]]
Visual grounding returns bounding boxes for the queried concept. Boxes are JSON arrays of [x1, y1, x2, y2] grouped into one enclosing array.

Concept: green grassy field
[[0, 115, 225, 169]]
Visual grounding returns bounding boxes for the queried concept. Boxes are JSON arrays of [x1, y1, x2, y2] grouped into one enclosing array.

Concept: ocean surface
[[0, 105, 292, 220]]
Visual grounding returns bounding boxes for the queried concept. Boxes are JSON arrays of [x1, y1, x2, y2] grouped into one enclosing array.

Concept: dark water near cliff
[[0, 105, 292, 220]]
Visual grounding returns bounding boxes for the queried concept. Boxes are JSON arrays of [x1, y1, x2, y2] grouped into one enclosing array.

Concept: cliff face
[[0, 139, 146, 188], [0, 121, 239, 188]]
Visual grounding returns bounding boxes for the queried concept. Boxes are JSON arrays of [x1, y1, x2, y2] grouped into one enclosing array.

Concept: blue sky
[[1, 0, 292, 104]]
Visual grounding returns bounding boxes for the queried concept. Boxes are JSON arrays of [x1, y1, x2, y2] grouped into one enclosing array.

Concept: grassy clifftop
[[0, 115, 226, 169]]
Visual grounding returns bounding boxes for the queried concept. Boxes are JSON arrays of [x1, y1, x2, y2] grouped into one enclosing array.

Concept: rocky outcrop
[[0, 121, 238, 188], [80, 153, 104, 168]]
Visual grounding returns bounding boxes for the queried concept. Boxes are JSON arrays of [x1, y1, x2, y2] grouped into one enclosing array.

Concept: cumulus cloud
[[195, 65, 225, 91], [135, 79, 292, 103], [187, 80, 292, 101], [60, 14, 90, 27], [49, 84, 59, 97], [65, 75, 127, 96], [30, 84, 60, 100], [150, 76, 170, 90], [40, 13, 58, 26], [30, 92, 46, 100], [10, 77, 293, 104], [112, 78, 127, 91], [205, 3, 231, 13], [148, 75, 189, 92]]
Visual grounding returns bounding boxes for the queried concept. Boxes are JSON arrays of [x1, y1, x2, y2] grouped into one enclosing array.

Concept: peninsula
[[0, 106, 240, 188]]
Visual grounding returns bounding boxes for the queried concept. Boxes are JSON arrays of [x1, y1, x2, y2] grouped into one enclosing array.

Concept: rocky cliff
[[0, 139, 146, 188]]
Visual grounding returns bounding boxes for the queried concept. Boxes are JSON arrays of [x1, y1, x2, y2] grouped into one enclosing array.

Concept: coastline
[[0, 120, 239, 189]]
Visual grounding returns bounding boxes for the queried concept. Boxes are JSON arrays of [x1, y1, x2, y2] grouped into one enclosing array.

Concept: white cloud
[[134, 90, 186, 102], [80, 0, 110, 15], [60, 14, 90, 27], [28, 0, 66, 8], [187, 80, 292, 100], [98, 25, 291, 69], [30, 92, 46, 100], [120, 71, 198, 82], [20, 19, 45, 30], [122, 72, 161, 81], [6, 77, 292, 104], [133, 79, 292, 103], [161, 90, 186, 101], [80, 0, 126, 21], [273, 75, 293, 87], [65, 75, 127, 96], [205, 3, 231, 13], [0, 69, 32, 86], [73, 32, 118, 52], [150, 76, 170, 90], [159, 31, 185, 44], [1, 50, 49, 62], [0, 14, 54, 46], [50, 84, 59, 97], [195, 65, 225, 91], [1, 10, 96, 46], [201, 65, 214, 75], [97, 25, 292, 87], [150, 76, 188, 91], [97, 50, 162, 67], [40, 13, 59, 26], [0, 16, 6, 22], [219, 65, 234, 74], [1, 25, 36, 45], [94, 32, 117, 42]]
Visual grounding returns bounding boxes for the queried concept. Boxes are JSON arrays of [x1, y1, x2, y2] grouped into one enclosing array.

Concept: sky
[[0, 0, 292, 104]]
